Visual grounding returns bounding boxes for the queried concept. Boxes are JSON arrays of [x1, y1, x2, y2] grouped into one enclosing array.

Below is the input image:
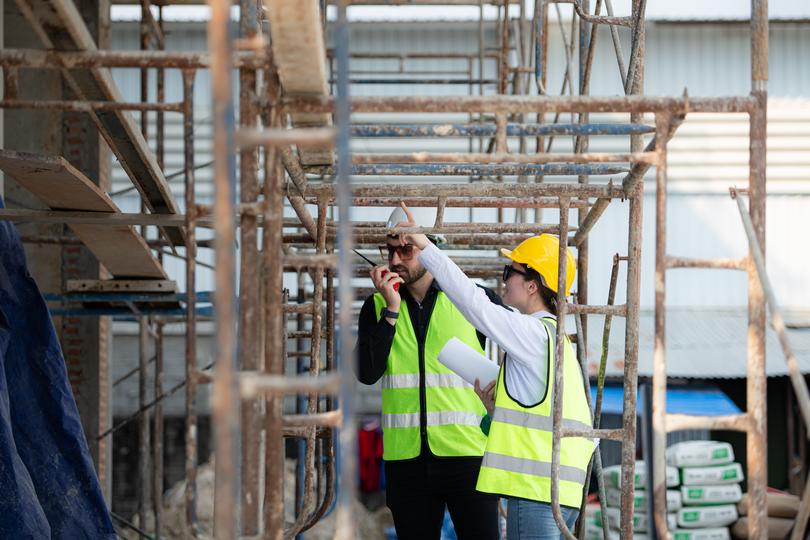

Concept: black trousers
[[385, 453, 499, 540]]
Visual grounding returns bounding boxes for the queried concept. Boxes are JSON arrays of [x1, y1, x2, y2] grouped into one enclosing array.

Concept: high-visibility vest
[[477, 317, 594, 508], [373, 292, 488, 461]]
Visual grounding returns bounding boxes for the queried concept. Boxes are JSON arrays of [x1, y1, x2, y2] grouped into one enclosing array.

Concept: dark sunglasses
[[380, 244, 416, 261], [502, 264, 528, 283]]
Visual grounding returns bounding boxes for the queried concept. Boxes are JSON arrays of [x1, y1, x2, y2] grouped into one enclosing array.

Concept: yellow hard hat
[[500, 234, 576, 296]]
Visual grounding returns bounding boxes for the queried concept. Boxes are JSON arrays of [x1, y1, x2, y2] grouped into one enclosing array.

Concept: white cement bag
[[605, 488, 682, 511], [680, 484, 743, 505], [596, 507, 677, 532], [677, 504, 738, 528], [603, 461, 679, 489], [671, 528, 731, 540], [680, 463, 744, 486], [666, 441, 734, 467]]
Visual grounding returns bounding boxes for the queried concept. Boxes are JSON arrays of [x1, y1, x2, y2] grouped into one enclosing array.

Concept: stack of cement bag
[[731, 491, 800, 539], [584, 460, 680, 539], [669, 440, 742, 539]]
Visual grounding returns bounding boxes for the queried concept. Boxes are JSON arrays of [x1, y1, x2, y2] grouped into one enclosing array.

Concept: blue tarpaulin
[[592, 385, 742, 416], [0, 196, 115, 539]]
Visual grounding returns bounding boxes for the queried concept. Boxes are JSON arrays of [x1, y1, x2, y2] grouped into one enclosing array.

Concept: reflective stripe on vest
[[492, 407, 591, 433], [373, 292, 488, 460], [476, 316, 594, 507], [382, 411, 484, 429], [382, 372, 472, 390], [482, 452, 589, 485]]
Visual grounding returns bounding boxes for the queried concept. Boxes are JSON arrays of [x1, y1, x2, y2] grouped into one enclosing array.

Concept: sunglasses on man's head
[[380, 244, 416, 261], [502, 264, 528, 283]]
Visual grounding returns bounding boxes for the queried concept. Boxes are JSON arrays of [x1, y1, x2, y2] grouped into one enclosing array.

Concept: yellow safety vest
[[477, 317, 594, 508], [373, 292, 488, 461]]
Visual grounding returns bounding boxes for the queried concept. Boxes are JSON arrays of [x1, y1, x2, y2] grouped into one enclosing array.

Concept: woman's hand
[[474, 378, 496, 417], [397, 202, 431, 249]]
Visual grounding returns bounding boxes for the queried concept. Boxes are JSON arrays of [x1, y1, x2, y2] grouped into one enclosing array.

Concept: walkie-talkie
[[353, 249, 399, 291]]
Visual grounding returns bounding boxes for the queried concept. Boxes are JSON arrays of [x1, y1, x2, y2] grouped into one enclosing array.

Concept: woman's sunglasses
[[502, 265, 528, 282]]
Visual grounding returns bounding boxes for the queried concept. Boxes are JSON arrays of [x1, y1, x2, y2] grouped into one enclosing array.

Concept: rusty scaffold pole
[[238, 0, 262, 533], [649, 1, 769, 538], [209, 0, 239, 533], [334, 1, 357, 538]]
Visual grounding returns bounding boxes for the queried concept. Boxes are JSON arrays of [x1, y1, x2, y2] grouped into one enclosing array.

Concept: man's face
[[383, 237, 427, 285]]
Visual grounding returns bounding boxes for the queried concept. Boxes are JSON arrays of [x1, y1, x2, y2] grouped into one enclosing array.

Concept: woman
[[398, 204, 594, 540]]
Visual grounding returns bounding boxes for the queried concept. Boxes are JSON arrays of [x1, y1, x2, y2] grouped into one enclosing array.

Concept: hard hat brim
[[500, 247, 530, 265]]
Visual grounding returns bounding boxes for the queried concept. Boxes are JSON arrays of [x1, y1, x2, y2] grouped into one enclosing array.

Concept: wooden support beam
[[0, 149, 167, 279], [14, 0, 184, 244], [264, 0, 333, 165]]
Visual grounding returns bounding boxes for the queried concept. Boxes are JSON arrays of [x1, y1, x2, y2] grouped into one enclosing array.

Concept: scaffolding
[[0, 0, 775, 539]]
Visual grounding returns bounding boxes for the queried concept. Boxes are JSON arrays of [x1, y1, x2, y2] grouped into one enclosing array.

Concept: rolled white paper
[[438, 337, 500, 388]]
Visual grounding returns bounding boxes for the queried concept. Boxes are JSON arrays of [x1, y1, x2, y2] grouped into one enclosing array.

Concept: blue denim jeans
[[505, 499, 580, 539]]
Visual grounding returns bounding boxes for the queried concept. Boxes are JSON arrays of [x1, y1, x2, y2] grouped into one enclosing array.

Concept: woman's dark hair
[[524, 267, 559, 316]]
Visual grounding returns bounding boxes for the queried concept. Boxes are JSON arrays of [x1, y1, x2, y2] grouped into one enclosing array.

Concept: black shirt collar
[[399, 278, 441, 301]]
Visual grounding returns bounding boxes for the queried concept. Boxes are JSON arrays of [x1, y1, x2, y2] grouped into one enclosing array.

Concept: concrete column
[[59, 0, 113, 501]]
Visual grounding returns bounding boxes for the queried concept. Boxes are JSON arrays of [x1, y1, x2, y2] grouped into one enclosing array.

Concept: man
[[356, 205, 502, 539]]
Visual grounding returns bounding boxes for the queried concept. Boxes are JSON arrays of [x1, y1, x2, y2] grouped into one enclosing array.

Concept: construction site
[[1, 0, 810, 538]]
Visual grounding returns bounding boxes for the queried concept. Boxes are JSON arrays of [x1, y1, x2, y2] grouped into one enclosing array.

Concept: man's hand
[[370, 265, 404, 312], [474, 378, 496, 417]]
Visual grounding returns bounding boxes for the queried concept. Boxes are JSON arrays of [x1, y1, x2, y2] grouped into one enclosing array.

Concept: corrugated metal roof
[[581, 309, 810, 379]]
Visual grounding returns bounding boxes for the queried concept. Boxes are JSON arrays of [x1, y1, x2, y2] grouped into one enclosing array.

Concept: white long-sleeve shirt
[[419, 243, 552, 407]]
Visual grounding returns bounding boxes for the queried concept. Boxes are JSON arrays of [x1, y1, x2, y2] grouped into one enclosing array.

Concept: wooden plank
[[265, 0, 334, 165], [16, 0, 184, 244], [0, 150, 168, 279]]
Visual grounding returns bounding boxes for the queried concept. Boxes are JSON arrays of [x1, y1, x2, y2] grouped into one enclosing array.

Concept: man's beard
[[391, 264, 427, 285]]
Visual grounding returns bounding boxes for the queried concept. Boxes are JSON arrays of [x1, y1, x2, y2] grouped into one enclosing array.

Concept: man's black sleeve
[[474, 284, 507, 349], [355, 295, 396, 385]]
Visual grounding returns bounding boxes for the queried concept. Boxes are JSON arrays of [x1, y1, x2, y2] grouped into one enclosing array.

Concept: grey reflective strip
[[382, 374, 420, 390], [382, 412, 419, 428], [493, 407, 591, 433], [382, 411, 482, 429], [382, 373, 473, 390], [426, 411, 482, 427], [482, 451, 588, 484], [425, 372, 472, 389]]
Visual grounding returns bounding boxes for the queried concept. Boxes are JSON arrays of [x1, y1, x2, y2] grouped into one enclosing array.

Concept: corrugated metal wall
[[109, 20, 810, 310]]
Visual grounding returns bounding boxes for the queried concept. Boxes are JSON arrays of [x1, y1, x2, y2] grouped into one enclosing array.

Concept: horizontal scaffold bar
[[44, 291, 213, 303], [0, 48, 265, 69], [49, 307, 214, 317], [304, 163, 630, 176], [306, 196, 592, 208], [350, 123, 656, 137], [286, 95, 756, 114], [303, 182, 621, 199]]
